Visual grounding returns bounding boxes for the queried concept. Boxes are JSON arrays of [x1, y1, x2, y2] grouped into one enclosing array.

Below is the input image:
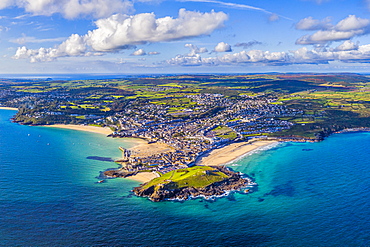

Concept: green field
[[211, 126, 238, 140], [3, 73, 370, 138], [142, 166, 229, 190]]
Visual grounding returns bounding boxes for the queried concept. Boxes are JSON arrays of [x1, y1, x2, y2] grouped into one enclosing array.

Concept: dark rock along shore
[[133, 166, 252, 202]]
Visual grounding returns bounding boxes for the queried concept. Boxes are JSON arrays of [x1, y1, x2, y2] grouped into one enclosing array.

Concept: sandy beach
[[0, 107, 18, 110], [197, 140, 278, 166], [127, 172, 159, 183], [43, 124, 113, 135]]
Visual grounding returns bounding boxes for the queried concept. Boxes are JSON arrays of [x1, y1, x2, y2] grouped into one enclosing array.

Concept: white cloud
[[185, 44, 208, 56], [167, 54, 203, 66], [167, 49, 289, 66], [296, 30, 364, 44], [0, 0, 134, 19], [13, 9, 228, 62], [166, 42, 370, 66], [214, 42, 232, 52], [335, 15, 370, 31], [13, 34, 97, 62], [0, 0, 12, 9], [132, 49, 146, 56], [212, 50, 288, 64], [86, 9, 226, 52], [334, 40, 359, 51], [295, 17, 332, 30], [296, 15, 370, 45], [148, 51, 160, 55]]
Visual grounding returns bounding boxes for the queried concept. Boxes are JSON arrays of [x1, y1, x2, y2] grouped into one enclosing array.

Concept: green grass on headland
[[142, 166, 229, 190]]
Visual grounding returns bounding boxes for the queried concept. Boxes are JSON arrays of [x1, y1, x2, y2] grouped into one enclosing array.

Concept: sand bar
[[127, 172, 159, 183], [0, 107, 18, 110], [197, 140, 278, 166], [43, 124, 113, 135]]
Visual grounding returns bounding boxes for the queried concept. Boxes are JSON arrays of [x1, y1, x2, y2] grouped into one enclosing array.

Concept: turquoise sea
[[1, 109, 369, 246]]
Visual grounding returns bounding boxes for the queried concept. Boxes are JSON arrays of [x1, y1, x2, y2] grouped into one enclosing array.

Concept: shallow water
[[1, 109, 369, 246]]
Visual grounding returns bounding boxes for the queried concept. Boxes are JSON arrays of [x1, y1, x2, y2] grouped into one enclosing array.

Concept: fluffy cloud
[[132, 49, 146, 56], [295, 17, 332, 30], [296, 15, 370, 45], [185, 44, 208, 56], [334, 40, 359, 51], [86, 7, 228, 50], [296, 30, 364, 45], [214, 42, 232, 52], [13, 34, 94, 62], [167, 54, 203, 66], [0, 0, 134, 19], [335, 15, 370, 31], [166, 42, 370, 66], [0, 0, 12, 9], [13, 9, 227, 62], [166, 44, 208, 66], [213, 50, 288, 63], [167, 49, 289, 66], [131, 48, 160, 56]]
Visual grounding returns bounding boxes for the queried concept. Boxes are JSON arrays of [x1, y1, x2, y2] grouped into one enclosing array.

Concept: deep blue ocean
[[1, 109, 369, 246]]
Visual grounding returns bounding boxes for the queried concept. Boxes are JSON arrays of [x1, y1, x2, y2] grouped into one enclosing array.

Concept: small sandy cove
[[128, 140, 278, 183], [43, 124, 113, 135], [128, 172, 160, 183], [197, 140, 278, 166]]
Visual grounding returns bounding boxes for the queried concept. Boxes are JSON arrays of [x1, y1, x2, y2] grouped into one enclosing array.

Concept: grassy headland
[[133, 166, 249, 201]]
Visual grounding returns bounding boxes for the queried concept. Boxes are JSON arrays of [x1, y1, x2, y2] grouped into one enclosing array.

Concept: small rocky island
[[132, 166, 252, 202]]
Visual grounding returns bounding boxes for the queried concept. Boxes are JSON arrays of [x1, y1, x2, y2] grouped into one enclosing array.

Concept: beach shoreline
[[0, 107, 18, 111], [40, 123, 280, 183], [42, 124, 113, 135], [197, 139, 279, 166]]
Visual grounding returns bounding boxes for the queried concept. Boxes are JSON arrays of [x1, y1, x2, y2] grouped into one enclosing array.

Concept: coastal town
[[104, 92, 301, 176], [1, 74, 370, 200]]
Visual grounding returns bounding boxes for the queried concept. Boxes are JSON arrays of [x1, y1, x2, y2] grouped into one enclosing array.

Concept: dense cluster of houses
[[108, 93, 304, 174]]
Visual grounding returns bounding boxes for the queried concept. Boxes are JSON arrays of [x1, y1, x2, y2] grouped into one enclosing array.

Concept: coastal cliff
[[132, 166, 252, 202]]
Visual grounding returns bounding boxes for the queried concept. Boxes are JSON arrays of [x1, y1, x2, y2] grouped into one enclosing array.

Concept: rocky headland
[[132, 166, 252, 202]]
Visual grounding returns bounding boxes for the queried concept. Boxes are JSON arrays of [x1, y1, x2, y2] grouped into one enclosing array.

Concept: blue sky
[[2, 0, 370, 74]]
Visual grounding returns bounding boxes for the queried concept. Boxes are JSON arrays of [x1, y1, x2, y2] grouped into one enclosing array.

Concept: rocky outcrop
[[133, 166, 252, 202], [103, 169, 137, 178]]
